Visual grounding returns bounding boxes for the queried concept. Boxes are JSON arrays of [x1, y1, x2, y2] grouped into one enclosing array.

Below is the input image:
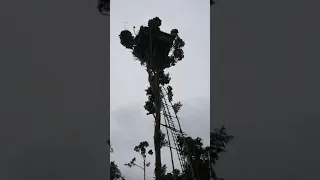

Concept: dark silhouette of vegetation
[[209, 126, 234, 166], [160, 164, 183, 180], [119, 17, 185, 180], [157, 126, 233, 180], [111, 161, 126, 180], [109, 141, 126, 180], [159, 130, 169, 148], [209, 126, 234, 180], [125, 141, 154, 180], [97, 0, 110, 16], [107, 115, 234, 180]]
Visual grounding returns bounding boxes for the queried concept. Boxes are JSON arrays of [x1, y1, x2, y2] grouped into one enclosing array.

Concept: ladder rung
[[164, 144, 179, 150], [161, 113, 179, 119], [160, 123, 180, 133]]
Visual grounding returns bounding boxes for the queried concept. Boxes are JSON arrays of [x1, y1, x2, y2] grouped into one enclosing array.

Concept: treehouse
[[133, 26, 175, 70]]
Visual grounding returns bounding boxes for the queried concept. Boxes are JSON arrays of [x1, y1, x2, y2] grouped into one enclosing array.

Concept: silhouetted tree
[[97, 0, 110, 16], [151, 126, 233, 180], [111, 161, 126, 180], [110, 142, 126, 180], [125, 141, 154, 180], [173, 126, 233, 180], [208, 126, 233, 180], [119, 17, 185, 180], [160, 164, 184, 180], [209, 126, 233, 165]]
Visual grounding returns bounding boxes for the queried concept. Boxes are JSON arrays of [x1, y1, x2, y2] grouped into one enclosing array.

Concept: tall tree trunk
[[143, 159, 146, 180], [154, 71, 162, 180]]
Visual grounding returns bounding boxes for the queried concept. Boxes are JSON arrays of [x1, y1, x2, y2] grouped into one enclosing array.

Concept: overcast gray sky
[[110, 0, 210, 179]]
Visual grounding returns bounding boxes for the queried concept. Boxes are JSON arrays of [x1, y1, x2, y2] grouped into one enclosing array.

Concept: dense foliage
[[111, 161, 125, 180], [158, 126, 234, 180], [97, 0, 110, 15], [119, 17, 185, 70], [110, 126, 233, 180], [109, 141, 126, 180]]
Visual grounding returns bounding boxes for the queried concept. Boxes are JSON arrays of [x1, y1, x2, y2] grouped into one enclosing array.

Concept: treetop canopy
[[119, 17, 185, 71]]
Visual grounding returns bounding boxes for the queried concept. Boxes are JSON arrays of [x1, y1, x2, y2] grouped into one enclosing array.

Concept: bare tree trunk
[[154, 71, 162, 180], [143, 159, 146, 180]]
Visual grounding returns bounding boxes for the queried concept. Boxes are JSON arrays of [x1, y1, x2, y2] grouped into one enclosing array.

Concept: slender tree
[[125, 141, 154, 180], [119, 17, 185, 180]]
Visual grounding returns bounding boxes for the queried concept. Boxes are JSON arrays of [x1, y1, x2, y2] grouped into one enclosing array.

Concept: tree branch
[[134, 164, 144, 171]]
